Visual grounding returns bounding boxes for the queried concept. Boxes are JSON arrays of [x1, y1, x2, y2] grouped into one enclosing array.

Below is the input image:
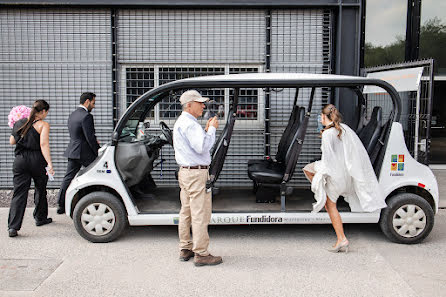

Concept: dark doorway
[[430, 80, 446, 164]]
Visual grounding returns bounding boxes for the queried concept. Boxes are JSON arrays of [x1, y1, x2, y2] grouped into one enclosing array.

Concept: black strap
[[370, 117, 392, 173]]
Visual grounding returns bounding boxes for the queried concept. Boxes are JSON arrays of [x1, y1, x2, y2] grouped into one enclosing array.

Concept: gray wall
[[0, 4, 362, 188]]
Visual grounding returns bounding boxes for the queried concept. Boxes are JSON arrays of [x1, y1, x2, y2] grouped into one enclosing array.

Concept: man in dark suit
[[57, 92, 100, 214]]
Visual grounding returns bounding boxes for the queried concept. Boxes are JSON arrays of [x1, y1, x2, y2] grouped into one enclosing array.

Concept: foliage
[[365, 17, 446, 71]]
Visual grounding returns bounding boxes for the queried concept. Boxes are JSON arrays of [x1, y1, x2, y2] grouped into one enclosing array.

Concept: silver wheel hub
[[392, 204, 426, 238], [81, 203, 116, 236]]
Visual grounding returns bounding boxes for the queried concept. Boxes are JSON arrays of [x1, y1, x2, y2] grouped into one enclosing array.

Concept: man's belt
[[181, 165, 209, 169]]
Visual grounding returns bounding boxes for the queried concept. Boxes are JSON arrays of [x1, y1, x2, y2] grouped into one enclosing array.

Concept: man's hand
[[205, 117, 212, 132], [209, 116, 219, 129]]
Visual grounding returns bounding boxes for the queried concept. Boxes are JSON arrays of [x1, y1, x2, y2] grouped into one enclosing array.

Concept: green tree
[[420, 17, 446, 70], [365, 17, 446, 72]]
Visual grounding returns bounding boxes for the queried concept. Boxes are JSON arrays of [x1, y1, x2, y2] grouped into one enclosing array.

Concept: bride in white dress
[[303, 104, 387, 252]]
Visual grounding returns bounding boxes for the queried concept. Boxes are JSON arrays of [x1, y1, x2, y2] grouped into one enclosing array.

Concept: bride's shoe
[[328, 239, 349, 253]]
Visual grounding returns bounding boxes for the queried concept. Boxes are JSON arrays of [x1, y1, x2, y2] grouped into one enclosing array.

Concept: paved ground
[[1, 208, 445, 297], [432, 169, 446, 207]]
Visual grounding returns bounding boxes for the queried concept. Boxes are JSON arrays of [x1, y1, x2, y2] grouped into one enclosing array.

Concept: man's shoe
[[179, 249, 194, 262], [35, 218, 53, 226], [56, 207, 65, 214], [8, 228, 17, 237], [194, 254, 223, 266]]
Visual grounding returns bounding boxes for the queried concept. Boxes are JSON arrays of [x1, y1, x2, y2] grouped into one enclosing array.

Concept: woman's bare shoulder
[[34, 120, 50, 134]]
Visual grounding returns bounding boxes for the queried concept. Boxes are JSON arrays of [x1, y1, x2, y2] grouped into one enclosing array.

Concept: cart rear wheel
[[73, 191, 127, 243], [379, 193, 434, 244]]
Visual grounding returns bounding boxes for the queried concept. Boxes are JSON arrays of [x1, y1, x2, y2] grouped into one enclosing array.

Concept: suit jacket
[[64, 107, 100, 164]]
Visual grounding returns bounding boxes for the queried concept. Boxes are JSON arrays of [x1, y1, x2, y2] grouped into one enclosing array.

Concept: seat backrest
[[276, 107, 305, 163], [358, 106, 382, 155], [283, 108, 308, 182], [276, 105, 299, 159], [209, 110, 236, 184]]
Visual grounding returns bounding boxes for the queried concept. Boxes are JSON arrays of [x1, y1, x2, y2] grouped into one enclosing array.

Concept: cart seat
[[248, 106, 307, 185], [248, 106, 305, 167], [358, 106, 382, 155], [247, 160, 285, 183]]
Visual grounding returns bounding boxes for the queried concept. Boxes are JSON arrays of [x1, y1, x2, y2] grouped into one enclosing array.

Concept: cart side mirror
[[112, 131, 119, 145]]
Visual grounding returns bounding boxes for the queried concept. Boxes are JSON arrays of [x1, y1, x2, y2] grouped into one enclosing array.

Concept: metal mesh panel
[[229, 68, 259, 120], [125, 67, 155, 107], [118, 8, 332, 187], [158, 67, 225, 120], [117, 9, 266, 63], [269, 9, 332, 186], [0, 8, 112, 188], [363, 62, 434, 164]]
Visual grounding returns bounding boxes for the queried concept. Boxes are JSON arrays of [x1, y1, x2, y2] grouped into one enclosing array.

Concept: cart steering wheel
[[159, 121, 173, 146]]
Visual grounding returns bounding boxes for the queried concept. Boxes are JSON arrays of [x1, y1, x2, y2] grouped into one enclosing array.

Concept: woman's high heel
[[328, 239, 349, 253]]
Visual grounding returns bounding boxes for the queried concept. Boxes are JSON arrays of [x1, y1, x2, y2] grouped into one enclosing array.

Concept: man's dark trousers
[[58, 107, 100, 212], [57, 158, 93, 210]]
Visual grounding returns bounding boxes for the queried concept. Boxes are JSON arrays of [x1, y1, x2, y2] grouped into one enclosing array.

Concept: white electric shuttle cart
[[65, 73, 439, 244]]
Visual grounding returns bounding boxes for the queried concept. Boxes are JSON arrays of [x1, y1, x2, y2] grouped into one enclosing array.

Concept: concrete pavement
[[1, 208, 445, 297]]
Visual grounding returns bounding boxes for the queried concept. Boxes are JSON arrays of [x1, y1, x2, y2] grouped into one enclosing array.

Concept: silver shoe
[[328, 239, 349, 253]]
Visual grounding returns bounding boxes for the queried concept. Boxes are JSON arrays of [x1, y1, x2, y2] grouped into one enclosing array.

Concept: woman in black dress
[[8, 100, 55, 237]]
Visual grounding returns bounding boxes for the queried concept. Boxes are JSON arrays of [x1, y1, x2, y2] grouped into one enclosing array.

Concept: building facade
[[0, 0, 365, 188]]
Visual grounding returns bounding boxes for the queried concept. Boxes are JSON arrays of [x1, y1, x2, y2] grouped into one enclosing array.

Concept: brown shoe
[[179, 249, 194, 262], [194, 254, 223, 266]]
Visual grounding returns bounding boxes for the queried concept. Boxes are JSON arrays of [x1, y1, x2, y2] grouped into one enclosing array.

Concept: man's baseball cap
[[179, 90, 209, 105]]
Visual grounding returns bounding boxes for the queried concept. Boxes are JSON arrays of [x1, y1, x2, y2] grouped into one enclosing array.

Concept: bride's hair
[[321, 104, 343, 139]]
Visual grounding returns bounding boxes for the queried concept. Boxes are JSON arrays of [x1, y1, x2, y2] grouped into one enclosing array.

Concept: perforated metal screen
[[0, 8, 113, 188], [117, 8, 332, 187], [0, 7, 333, 189]]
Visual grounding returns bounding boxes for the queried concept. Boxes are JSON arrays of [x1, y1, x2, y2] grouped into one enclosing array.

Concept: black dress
[[8, 118, 49, 230]]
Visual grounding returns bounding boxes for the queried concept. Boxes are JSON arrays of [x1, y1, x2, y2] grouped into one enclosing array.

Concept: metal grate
[[158, 67, 225, 121], [229, 67, 259, 120], [117, 9, 266, 63], [269, 9, 332, 186], [363, 60, 434, 164], [125, 67, 155, 107], [0, 8, 113, 188], [117, 8, 332, 187]]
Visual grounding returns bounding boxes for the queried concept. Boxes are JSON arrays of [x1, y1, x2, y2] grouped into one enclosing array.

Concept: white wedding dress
[[305, 123, 387, 213]]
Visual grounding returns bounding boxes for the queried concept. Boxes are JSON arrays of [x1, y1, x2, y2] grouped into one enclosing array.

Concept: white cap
[[179, 90, 209, 105]]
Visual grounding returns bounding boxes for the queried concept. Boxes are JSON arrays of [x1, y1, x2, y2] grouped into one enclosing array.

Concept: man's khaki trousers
[[178, 167, 212, 256]]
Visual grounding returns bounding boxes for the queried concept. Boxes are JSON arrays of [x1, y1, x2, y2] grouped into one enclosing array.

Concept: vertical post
[[264, 10, 272, 158], [414, 85, 421, 161], [405, 0, 422, 61], [426, 59, 435, 164], [111, 9, 119, 128], [359, 0, 366, 70]]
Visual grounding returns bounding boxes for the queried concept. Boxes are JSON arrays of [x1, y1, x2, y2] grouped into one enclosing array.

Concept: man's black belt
[[181, 165, 209, 169]]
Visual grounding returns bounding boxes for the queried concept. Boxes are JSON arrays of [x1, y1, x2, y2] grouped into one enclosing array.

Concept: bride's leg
[[303, 169, 314, 182], [325, 197, 347, 245]]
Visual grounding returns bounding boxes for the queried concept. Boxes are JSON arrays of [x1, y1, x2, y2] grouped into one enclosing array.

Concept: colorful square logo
[[398, 163, 404, 171], [391, 155, 398, 162], [173, 217, 179, 225], [391, 163, 397, 171], [398, 155, 404, 163]]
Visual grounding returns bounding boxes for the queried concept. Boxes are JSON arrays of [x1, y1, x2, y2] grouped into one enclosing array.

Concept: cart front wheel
[[73, 191, 127, 243]]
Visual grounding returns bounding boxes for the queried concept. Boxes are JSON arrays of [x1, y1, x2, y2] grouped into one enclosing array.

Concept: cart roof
[[114, 72, 402, 140], [181, 73, 372, 82]]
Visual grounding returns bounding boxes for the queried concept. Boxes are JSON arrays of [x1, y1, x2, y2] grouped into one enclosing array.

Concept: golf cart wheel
[[73, 191, 127, 243], [379, 193, 434, 244]]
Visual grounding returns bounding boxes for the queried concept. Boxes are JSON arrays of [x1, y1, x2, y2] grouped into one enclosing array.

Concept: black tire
[[379, 193, 434, 244], [73, 191, 128, 243]]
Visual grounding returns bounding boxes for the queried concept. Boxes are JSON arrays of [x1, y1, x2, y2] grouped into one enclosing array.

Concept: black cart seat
[[358, 106, 382, 155]]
